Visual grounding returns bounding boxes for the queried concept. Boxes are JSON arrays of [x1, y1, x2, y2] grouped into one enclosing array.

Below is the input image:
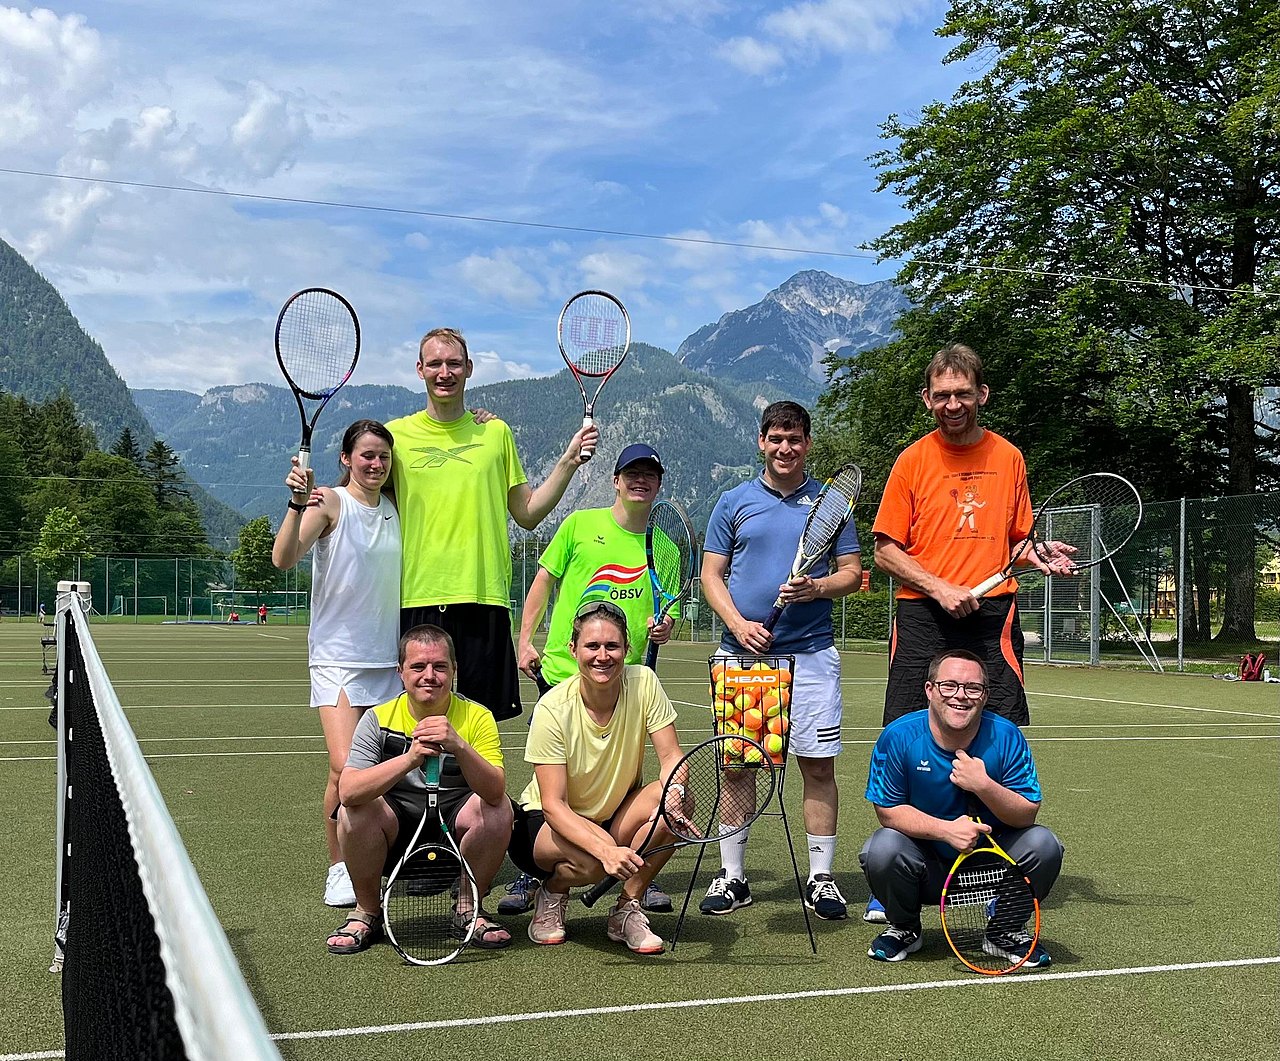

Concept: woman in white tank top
[[272, 419, 402, 907]]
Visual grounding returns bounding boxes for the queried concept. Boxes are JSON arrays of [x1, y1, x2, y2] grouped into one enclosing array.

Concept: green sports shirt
[[385, 410, 528, 608], [538, 508, 653, 685]]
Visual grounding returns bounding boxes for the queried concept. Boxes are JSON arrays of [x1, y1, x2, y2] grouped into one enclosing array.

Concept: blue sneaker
[[983, 928, 1052, 969], [804, 874, 848, 921], [497, 872, 538, 915], [868, 923, 923, 962], [699, 870, 752, 914], [863, 895, 888, 924]]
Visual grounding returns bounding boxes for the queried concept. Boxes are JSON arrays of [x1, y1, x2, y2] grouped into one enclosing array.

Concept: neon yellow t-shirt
[[538, 508, 652, 685], [519, 665, 677, 821], [385, 410, 528, 608]]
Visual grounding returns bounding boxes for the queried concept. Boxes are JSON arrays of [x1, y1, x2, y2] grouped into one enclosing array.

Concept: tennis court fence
[[51, 583, 281, 1060]]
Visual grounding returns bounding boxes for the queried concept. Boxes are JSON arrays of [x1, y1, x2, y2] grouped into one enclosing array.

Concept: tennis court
[[2, 620, 1277, 1061]]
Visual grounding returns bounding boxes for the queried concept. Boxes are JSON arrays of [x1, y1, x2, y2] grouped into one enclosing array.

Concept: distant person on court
[[510, 601, 685, 954], [257, 603, 268, 624], [859, 649, 1062, 967], [699, 400, 862, 921], [385, 327, 596, 723], [326, 624, 514, 954], [272, 419, 402, 908], [503, 442, 676, 916]]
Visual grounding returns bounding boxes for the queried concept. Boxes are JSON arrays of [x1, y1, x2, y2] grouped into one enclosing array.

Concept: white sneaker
[[324, 861, 356, 907]]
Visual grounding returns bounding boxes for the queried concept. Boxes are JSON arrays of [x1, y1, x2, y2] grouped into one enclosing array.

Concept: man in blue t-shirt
[[860, 648, 1063, 966], [700, 401, 862, 921]]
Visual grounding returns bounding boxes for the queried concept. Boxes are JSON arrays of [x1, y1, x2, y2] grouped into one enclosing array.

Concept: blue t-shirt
[[704, 475, 861, 655], [865, 709, 1041, 859]]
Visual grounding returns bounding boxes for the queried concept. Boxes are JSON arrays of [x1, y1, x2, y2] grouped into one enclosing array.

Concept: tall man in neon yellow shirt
[[386, 328, 595, 723]]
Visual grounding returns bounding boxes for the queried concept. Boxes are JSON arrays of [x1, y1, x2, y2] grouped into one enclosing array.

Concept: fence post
[[1177, 496, 1186, 672]]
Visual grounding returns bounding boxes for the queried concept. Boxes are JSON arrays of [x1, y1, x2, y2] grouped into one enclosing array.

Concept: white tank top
[[309, 488, 401, 668]]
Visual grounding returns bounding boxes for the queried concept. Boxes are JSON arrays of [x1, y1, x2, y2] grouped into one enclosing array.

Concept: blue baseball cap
[[613, 444, 665, 475]]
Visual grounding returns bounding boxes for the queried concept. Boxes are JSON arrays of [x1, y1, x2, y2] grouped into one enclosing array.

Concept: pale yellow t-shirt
[[520, 666, 677, 822]]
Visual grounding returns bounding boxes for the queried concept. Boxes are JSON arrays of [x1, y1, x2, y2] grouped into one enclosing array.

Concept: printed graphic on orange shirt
[[950, 484, 987, 534]]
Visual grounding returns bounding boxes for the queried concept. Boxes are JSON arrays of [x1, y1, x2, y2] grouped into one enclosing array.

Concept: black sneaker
[[868, 924, 924, 962], [804, 874, 848, 921], [699, 869, 752, 914], [983, 928, 1052, 969], [641, 882, 673, 913], [497, 872, 538, 915]]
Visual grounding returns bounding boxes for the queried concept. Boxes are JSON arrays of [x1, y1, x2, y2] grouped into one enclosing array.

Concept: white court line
[[1030, 691, 1280, 719], [7, 955, 1271, 1059]]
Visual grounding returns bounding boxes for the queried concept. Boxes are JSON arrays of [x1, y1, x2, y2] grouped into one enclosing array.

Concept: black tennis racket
[[762, 462, 862, 632], [531, 665, 552, 697], [580, 734, 776, 908], [274, 288, 360, 497], [383, 753, 479, 966], [969, 472, 1143, 599], [643, 500, 697, 671], [939, 816, 1041, 975], [557, 290, 630, 463]]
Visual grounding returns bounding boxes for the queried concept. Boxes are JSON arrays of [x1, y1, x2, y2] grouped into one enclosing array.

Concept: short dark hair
[[398, 624, 456, 666], [760, 400, 811, 438], [926, 648, 988, 683], [418, 328, 469, 362], [924, 344, 984, 391]]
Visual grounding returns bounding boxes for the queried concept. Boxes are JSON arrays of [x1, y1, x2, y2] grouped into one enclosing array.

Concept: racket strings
[[650, 509, 695, 595], [1035, 475, 1142, 565], [277, 292, 358, 397], [942, 852, 1037, 973], [799, 466, 861, 556], [560, 295, 628, 375], [665, 743, 774, 844], [385, 846, 469, 963]]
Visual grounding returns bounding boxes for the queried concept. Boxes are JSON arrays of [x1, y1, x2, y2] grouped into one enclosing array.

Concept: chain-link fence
[[5, 490, 1274, 666]]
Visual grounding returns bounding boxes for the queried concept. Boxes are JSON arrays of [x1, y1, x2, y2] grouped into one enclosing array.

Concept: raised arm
[[507, 424, 597, 530]]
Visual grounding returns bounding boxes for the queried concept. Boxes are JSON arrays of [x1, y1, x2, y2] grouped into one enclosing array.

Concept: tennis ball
[[763, 733, 784, 757], [733, 690, 756, 714], [776, 668, 793, 687], [778, 686, 791, 709], [743, 744, 765, 765], [767, 714, 789, 736], [743, 707, 763, 734], [710, 663, 726, 684], [720, 719, 740, 736], [725, 737, 745, 757], [761, 690, 782, 718]]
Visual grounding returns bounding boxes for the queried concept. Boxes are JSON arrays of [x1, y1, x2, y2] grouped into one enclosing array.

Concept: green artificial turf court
[[1, 619, 1277, 1061]]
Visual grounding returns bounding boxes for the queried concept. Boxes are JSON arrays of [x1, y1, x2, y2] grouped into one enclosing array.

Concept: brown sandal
[[327, 911, 383, 955], [468, 915, 513, 950]]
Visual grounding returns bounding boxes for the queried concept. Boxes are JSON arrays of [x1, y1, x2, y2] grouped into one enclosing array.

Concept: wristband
[[287, 500, 307, 512]]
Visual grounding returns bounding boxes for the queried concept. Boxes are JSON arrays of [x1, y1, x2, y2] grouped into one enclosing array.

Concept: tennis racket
[[969, 472, 1143, 599], [580, 734, 776, 908], [557, 290, 630, 463], [274, 288, 360, 496], [643, 500, 697, 671], [762, 462, 863, 632], [531, 665, 552, 697], [383, 753, 479, 966], [940, 816, 1041, 975]]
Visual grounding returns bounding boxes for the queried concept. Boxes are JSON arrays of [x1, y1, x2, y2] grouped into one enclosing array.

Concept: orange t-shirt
[[872, 430, 1033, 600]]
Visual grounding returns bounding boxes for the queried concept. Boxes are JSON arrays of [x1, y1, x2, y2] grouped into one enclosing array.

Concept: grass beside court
[[1, 621, 1278, 1061]]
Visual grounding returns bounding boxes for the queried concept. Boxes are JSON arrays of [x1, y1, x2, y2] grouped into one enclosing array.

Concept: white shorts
[[310, 664, 401, 709], [787, 645, 843, 759]]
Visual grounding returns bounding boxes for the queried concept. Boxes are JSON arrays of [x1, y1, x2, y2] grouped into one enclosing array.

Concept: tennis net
[[52, 589, 281, 1061]]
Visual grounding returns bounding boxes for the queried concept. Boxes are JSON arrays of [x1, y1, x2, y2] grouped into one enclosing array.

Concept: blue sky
[[0, 1, 969, 393]]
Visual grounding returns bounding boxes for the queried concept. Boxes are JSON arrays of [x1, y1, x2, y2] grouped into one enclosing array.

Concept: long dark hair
[[337, 419, 394, 487]]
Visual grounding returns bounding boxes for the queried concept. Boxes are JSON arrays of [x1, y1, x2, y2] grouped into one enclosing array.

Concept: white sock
[[719, 824, 750, 881], [806, 834, 836, 879]]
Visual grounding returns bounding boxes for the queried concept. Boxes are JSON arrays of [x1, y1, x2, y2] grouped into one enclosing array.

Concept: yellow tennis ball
[[761, 690, 782, 718], [733, 690, 755, 714], [763, 733, 784, 757]]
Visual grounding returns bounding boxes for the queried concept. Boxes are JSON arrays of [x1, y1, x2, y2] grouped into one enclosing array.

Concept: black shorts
[[380, 789, 472, 876], [507, 803, 623, 880], [401, 604, 523, 722], [884, 595, 1028, 727]]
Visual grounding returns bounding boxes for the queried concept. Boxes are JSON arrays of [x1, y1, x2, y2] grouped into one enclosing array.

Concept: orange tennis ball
[[776, 668, 793, 687], [711, 663, 726, 684], [743, 707, 763, 733], [763, 733, 784, 757], [743, 743, 765, 765], [761, 689, 782, 718], [767, 714, 789, 736], [733, 690, 756, 714]]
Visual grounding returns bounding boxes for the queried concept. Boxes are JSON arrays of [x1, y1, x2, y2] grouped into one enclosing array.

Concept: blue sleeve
[[836, 516, 861, 556], [865, 729, 908, 807], [704, 491, 735, 557], [997, 728, 1042, 803]]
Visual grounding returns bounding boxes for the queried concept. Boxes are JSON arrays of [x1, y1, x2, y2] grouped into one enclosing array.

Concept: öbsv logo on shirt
[[409, 444, 482, 469]]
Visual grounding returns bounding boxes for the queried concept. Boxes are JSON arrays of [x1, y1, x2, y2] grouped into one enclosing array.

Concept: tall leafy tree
[[231, 516, 281, 594], [30, 506, 93, 579], [825, 0, 1279, 640]]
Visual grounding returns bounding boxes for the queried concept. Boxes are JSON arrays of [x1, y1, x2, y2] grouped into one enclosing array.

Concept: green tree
[[112, 427, 142, 464], [826, 0, 1279, 639], [231, 516, 281, 594], [143, 438, 188, 508], [30, 506, 93, 579], [77, 452, 157, 555]]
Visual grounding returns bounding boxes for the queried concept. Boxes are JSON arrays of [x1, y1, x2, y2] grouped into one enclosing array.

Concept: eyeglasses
[[931, 679, 988, 698], [574, 599, 627, 622]]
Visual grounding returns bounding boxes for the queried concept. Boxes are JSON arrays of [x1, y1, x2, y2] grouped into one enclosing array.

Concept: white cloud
[[468, 347, 541, 387], [718, 35, 785, 76], [576, 251, 652, 294], [225, 80, 312, 179], [458, 251, 545, 307]]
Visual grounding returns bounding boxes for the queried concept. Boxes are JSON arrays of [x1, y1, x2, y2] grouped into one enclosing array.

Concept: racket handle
[[581, 873, 620, 908], [532, 666, 551, 697], [762, 597, 785, 633], [293, 446, 312, 502], [644, 641, 659, 671], [579, 414, 595, 463], [968, 572, 1008, 600]]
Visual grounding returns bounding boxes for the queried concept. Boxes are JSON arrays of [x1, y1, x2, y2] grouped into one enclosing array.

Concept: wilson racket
[[643, 500, 697, 671], [383, 754, 479, 966], [580, 734, 776, 908], [274, 288, 360, 494], [762, 462, 863, 632], [940, 816, 1041, 975], [557, 290, 630, 463], [969, 472, 1143, 599]]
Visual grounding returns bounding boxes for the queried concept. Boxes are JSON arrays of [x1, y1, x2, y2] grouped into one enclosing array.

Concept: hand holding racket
[[643, 500, 697, 671], [557, 290, 630, 463], [580, 734, 776, 908], [383, 752, 479, 966], [763, 463, 862, 632], [275, 288, 360, 498], [940, 814, 1041, 975], [969, 472, 1143, 599]]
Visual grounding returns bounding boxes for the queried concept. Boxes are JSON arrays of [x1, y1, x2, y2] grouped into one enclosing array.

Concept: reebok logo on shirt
[[408, 444, 482, 469]]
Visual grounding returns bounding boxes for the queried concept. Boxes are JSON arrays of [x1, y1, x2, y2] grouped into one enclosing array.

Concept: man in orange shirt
[[872, 345, 1069, 730]]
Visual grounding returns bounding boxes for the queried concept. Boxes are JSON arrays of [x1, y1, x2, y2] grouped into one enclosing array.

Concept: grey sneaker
[[606, 897, 664, 954], [497, 872, 538, 914], [641, 881, 673, 913], [528, 888, 569, 945]]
